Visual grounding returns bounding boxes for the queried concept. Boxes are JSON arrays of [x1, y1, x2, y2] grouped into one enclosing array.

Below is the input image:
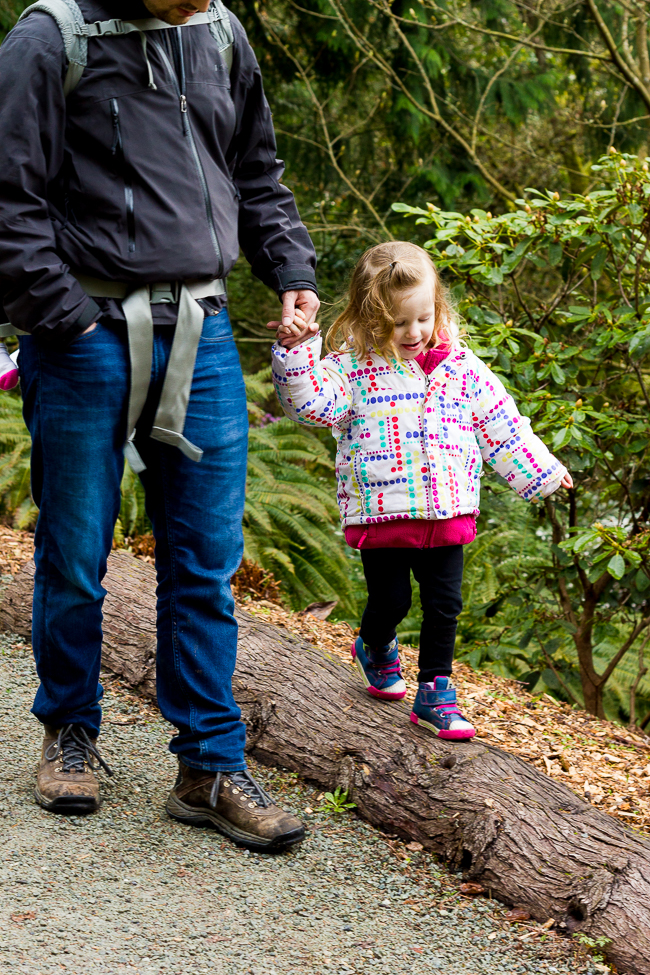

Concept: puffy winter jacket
[[272, 336, 567, 528], [0, 0, 317, 342]]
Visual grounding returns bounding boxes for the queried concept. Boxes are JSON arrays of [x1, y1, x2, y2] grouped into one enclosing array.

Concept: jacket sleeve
[[0, 14, 99, 341], [228, 15, 317, 297], [272, 334, 353, 427], [471, 358, 567, 502]]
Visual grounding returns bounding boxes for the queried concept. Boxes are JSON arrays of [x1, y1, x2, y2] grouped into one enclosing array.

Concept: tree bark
[[2, 552, 650, 975]]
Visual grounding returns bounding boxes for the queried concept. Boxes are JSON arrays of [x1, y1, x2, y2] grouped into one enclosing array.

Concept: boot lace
[[209, 769, 272, 810], [45, 725, 114, 776]]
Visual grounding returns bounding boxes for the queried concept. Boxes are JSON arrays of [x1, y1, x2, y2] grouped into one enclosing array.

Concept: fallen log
[[2, 552, 650, 975]]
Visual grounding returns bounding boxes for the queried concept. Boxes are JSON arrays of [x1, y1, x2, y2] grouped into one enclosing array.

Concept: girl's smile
[[392, 283, 436, 359]]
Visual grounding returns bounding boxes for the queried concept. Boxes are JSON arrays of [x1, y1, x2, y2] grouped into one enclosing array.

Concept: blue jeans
[[19, 310, 248, 771]]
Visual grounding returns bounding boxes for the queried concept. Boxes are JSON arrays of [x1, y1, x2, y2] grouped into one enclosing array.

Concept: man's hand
[[274, 308, 318, 349], [82, 322, 97, 335], [266, 289, 320, 347]]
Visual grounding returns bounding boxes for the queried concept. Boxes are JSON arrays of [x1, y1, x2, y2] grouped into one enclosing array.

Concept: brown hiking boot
[[166, 761, 305, 852], [35, 724, 113, 814]]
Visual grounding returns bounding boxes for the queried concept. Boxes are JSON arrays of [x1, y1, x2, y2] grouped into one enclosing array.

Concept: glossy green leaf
[[590, 248, 607, 280], [607, 554, 626, 580]]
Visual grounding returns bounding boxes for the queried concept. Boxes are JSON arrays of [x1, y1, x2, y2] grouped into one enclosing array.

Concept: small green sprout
[[320, 787, 356, 814]]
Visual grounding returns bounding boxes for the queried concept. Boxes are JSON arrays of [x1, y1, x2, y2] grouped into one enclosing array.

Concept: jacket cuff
[[60, 298, 101, 345], [539, 464, 568, 498], [271, 265, 318, 297]]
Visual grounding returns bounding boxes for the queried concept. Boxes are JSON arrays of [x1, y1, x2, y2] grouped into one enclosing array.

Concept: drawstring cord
[[138, 30, 157, 89]]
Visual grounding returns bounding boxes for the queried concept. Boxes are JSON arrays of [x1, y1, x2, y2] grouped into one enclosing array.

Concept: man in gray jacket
[[0, 0, 318, 851]]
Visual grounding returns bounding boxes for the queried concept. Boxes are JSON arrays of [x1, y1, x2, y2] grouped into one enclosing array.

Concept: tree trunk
[[575, 629, 604, 719], [2, 553, 650, 975]]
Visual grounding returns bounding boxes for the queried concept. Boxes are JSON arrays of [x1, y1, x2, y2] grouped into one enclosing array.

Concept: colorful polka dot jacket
[[272, 335, 567, 529]]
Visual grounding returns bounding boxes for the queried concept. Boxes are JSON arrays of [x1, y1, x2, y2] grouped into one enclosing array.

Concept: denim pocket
[[68, 321, 102, 347], [200, 312, 234, 344]]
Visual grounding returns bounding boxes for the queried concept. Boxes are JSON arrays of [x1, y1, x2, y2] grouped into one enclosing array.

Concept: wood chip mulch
[[0, 526, 35, 578], [1, 527, 648, 835]]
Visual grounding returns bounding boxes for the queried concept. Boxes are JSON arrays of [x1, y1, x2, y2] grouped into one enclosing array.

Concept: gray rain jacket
[[0, 0, 317, 342]]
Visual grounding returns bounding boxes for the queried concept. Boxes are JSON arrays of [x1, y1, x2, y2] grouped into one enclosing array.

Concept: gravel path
[[0, 634, 604, 975]]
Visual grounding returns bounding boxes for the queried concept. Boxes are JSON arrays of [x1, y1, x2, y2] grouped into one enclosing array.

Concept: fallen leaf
[[406, 841, 423, 852], [460, 883, 485, 897], [11, 912, 36, 923], [539, 918, 555, 930], [298, 600, 338, 620], [504, 908, 531, 923]]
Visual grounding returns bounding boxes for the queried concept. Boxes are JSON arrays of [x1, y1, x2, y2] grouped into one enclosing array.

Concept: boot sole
[[34, 785, 99, 814], [165, 793, 305, 853], [351, 644, 407, 701]]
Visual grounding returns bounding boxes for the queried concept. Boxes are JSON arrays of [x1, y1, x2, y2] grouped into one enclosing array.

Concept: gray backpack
[[17, 0, 234, 96]]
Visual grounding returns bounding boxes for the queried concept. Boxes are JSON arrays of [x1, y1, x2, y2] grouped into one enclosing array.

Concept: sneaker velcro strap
[[422, 687, 456, 705]]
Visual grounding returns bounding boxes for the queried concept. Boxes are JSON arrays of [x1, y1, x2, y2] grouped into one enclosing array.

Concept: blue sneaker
[[410, 678, 476, 740], [351, 636, 407, 701]]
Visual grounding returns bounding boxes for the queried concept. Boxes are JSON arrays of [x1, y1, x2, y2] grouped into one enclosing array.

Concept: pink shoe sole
[[410, 711, 476, 740], [351, 643, 407, 701]]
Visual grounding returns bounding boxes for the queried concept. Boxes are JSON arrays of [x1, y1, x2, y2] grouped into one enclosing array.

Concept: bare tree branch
[[586, 0, 650, 112], [258, 10, 393, 236]]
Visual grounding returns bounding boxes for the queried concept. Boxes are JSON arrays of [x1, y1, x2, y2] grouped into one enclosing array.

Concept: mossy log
[[1, 551, 650, 975]]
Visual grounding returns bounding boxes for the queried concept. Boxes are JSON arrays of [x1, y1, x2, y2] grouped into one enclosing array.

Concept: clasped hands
[[266, 289, 319, 349]]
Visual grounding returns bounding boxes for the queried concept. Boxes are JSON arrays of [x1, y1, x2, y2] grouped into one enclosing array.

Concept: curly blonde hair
[[326, 241, 456, 360]]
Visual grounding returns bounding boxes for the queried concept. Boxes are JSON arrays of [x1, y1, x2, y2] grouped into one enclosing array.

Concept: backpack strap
[[206, 0, 234, 72], [16, 0, 234, 95], [18, 0, 87, 96]]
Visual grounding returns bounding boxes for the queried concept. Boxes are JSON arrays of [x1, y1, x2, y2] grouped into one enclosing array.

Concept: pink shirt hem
[[345, 515, 477, 550]]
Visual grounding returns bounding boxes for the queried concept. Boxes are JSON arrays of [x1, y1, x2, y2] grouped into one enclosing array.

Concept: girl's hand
[[561, 473, 574, 489], [275, 308, 319, 349]]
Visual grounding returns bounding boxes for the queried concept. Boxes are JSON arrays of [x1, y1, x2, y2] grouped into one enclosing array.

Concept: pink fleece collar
[[415, 343, 451, 374]]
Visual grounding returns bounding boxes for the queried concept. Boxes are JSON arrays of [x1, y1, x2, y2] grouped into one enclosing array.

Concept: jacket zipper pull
[[179, 94, 189, 135], [110, 99, 119, 155]]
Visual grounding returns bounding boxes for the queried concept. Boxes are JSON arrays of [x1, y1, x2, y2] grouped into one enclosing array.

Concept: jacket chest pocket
[[110, 98, 136, 254]]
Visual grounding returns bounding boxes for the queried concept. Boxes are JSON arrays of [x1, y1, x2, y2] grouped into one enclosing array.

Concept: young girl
[[271, 241, 572, 740]]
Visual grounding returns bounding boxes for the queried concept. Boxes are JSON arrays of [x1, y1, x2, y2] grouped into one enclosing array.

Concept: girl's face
[[391, 281, 436, 359]]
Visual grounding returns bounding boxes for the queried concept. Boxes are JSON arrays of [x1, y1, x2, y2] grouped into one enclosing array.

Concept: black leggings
[[359, 546, 464, 682]]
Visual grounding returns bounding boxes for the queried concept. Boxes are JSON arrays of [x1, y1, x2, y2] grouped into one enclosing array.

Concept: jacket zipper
[[177, 29, 190, 137], [110, 98, 136, 254], [151, 32, 223, 275]]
